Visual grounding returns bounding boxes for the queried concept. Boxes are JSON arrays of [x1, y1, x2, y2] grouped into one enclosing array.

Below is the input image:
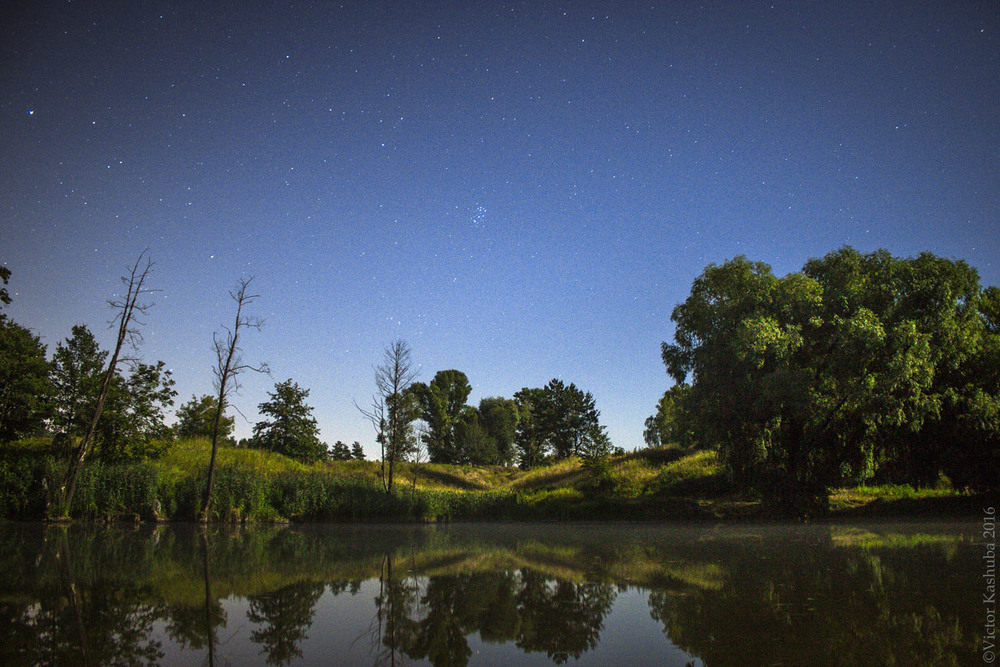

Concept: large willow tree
[[662, 247, 998, 511]]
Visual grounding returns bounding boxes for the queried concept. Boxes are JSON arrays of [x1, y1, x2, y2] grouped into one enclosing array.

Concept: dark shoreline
[[5, 491, 992, 526]]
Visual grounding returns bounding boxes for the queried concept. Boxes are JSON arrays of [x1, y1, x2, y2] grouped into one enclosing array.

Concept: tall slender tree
[[201, 278, 266, 521], [54, 251, 155, 518], [513, 387, 547, 469], [357, 340, 418, 494]]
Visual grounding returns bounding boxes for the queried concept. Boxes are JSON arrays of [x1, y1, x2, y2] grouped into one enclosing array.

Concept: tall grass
[[645, 449, 726, 496], [0, 441, 726, 522], [0, 437, 976, 522]]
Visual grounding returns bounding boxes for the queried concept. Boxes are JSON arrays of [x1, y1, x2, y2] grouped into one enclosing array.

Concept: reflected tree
[[247, 581, 324, 666], [403, 575, 475, 667], [369, 561, 615, 667], [647, 533, 980, 666], [161, 529, 226, 654], [0, 523, 981, 667], [371, 552, 420, 667], [474, 572, 521, 644], [0, 528, 167, 665], [515, 571, 616, 664]]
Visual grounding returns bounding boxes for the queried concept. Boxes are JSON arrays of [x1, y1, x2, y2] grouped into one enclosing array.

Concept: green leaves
[[513, 380, 608, 466], [47, 324, 176, 461], [96, 360, 177, 461], [411, 370, 472, 464], [0, 316, 53, 441], [51, 324, 107, 437], [663, 246, 1000, 508], [253, 379, 326, 464], [0, 266, 10, 309], [176, 394, 235, 441]]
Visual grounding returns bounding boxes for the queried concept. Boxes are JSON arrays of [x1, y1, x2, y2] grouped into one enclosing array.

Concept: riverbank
[[0, 438, 988, 523]]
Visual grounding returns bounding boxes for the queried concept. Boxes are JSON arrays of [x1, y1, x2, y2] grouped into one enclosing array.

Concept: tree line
[[356, 338, 616, 493], [0, 260, 361, 517], [4, 244, 994, 514], [0, 257, 615, 507], [645, 246, 1000, 510]]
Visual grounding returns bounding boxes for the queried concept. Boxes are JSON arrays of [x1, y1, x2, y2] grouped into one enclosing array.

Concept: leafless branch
[[202, 277, 267, 520], [55, 250, 156, 517], [356, 340, 417, 494]]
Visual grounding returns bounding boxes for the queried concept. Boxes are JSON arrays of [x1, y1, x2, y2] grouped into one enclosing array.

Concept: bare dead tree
[[53, 251, 155, 518], [356, 340, 418, 494], [356, 394, 388, 489], [200, 278, 266, 521]]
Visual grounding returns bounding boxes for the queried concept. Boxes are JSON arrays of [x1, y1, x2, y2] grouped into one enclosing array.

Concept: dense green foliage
[[95, 361, 177, 461], [661, 247, 1000, 510], [643, 384, 694, 448], [0, 268, 54, 441], [476, 396, 519, 464], [351, 441, 365, 460], [410, 371, 522, 466], [407, 371, 609, 468], [411, 369, 473, 463], [513, 379, 610, 466], [252, 379, 327, 464], [0, 316, 53, 441], [0, 266, 10, 308], [328, 440, 364, 460], [0, 436, 979, 524], [50, 324, 106, 437], [328, 440, 351, 460], [175, 394, 235, 441], [1, 248, 992, 522], [48, 324, 177, 462]]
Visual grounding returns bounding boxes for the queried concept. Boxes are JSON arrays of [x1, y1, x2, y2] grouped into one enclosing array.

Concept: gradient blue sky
[[2, 1, 998, 456]]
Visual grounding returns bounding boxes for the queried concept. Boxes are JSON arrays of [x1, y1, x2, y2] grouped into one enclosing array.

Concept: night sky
[[3, 1, 998, 456]]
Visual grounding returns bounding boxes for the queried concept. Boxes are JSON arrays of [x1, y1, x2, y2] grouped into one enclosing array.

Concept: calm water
[[0, 520, 986, 666]]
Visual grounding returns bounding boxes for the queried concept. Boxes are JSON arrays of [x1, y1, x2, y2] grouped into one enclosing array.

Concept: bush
[[70, 462, 162, 520], [0, 452, 59, 519], [581, 455, 614, 494]]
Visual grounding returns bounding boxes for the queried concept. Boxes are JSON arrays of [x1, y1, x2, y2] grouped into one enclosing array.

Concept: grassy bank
[[0, 437, 985, 523]]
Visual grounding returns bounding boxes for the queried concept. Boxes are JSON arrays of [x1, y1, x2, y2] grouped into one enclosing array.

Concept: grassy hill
[[0, 437, 982, 522]]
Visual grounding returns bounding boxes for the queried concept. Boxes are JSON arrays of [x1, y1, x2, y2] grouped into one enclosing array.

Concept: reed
[[0, 437, 977, 522]]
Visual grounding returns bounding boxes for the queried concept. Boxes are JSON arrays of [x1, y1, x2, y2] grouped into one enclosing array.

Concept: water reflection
[[0, 521, 982, 666], [372, 564, 615, 666]]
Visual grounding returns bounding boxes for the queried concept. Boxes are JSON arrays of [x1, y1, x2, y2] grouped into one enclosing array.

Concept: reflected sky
[[0, 521, 982, 666]]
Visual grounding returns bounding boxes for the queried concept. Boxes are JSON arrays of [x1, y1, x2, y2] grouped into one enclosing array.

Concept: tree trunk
[[200, 278, 263, 522], [53, 253, 152, 519]]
